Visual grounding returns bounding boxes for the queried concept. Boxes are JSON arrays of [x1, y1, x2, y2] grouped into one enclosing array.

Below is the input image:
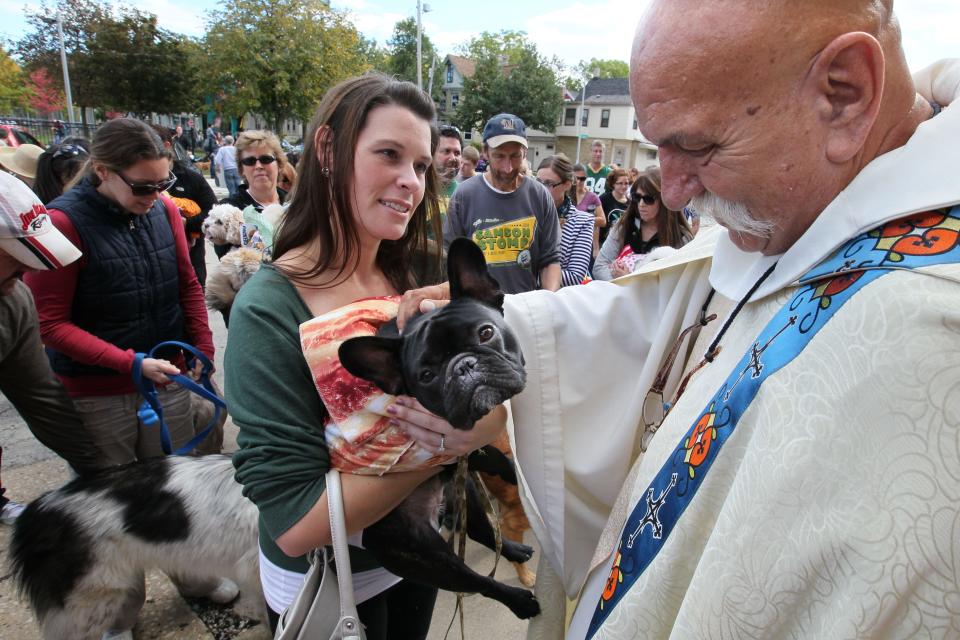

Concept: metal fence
[[0, 116, 100, 148]]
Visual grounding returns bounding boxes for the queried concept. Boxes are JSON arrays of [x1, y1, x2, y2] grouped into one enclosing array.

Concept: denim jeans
[[223, 168, 241, 198]]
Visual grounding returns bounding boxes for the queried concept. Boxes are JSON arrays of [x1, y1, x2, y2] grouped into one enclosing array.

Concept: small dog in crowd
[[202, 203, 285, 315], [9, 456, 262, 640], [201, 203, 244, 248], [338, 238, 539, 619], [204, 246, 262, 314]]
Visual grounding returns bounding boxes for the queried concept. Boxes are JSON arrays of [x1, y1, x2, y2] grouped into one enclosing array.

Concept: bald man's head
[[630, 0, 927, 255]]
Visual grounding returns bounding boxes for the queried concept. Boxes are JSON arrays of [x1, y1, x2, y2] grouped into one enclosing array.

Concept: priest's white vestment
[[503, 76, 960, 639]]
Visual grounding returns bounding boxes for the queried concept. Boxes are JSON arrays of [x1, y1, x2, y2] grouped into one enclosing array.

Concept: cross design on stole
[[627, 473, 678, 548], [723, 315, 798, 401]]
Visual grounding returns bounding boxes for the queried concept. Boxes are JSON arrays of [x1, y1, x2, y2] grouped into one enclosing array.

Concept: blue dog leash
[[132, 340, 226, 456]]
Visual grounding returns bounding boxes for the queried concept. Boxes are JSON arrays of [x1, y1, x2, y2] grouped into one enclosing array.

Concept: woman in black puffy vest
[[24, 117, 231, 636]]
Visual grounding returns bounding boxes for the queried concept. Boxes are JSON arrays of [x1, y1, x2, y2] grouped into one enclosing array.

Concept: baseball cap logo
[[19, 204, 46, 233], [500, 118, 515, 131]]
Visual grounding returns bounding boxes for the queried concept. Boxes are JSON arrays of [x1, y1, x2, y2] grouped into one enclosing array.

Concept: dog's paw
[[503, 586, 540, 619], [501, 539, 534, 563], [513, 562, 536, 588]]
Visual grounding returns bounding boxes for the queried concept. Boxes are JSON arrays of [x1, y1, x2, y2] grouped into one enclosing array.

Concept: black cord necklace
[[702, 262, 778, 363]]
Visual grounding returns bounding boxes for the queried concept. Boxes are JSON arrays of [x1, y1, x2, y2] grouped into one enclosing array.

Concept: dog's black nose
[[454, 356, 477, 377]]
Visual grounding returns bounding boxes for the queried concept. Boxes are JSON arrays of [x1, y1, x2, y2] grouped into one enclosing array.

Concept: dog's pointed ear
[[339, 336, 407, 395], [448, 237, 504, 311]]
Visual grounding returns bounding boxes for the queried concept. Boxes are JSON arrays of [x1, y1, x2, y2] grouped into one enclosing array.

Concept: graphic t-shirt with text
[[442, 175, 560, 294]]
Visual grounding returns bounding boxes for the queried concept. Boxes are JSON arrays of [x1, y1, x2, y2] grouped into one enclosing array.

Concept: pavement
[[0, 177, 536, 639]]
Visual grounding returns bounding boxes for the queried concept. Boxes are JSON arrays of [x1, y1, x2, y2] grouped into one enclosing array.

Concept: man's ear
[[447, 237, 504, 311], [808, 32, 885, 164], [338, 336, 406, 395]]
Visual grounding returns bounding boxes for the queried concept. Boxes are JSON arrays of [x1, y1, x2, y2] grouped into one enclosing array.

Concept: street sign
[[579, 133, 589, 139]]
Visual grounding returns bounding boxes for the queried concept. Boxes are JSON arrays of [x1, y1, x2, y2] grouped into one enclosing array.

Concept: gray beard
[[690, 192, 775, 238]]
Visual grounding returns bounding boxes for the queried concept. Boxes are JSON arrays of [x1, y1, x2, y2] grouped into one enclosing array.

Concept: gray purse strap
[[325, 469, 364, 640]]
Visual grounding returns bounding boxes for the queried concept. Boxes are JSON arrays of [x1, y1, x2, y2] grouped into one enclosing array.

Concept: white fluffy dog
[[202, 204, 244, 247], [203, 203, 287, 314]]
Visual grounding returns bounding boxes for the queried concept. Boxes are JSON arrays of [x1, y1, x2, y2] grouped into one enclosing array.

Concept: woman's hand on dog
[[397, 282, 450, 333], [389, 397, 507, 457], [140, 357, 181, 384]]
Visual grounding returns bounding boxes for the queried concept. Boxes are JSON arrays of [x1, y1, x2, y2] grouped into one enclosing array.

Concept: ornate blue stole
[[587, 206, 960, 638]]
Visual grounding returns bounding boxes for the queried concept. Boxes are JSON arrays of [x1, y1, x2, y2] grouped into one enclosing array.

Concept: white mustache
[[690, 192, 775, 238]]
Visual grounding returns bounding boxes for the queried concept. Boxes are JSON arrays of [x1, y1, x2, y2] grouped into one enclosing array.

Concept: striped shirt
[[559, 200, 595, 287]]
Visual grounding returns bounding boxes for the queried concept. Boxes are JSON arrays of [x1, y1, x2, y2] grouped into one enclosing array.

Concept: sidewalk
[[0, 211, 537, 638]]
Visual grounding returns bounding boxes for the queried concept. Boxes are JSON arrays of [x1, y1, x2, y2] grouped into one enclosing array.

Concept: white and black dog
[[9, 455, 262, 640]]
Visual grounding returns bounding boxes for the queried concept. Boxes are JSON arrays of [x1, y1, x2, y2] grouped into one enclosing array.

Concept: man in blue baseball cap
[[441, 113, 560, 293]]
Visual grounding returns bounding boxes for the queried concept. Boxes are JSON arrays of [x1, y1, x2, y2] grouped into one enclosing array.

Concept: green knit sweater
[[227, 264, 380, 573]]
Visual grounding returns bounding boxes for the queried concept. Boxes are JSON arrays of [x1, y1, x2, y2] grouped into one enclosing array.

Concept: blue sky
[[2, 0, 956, 75]]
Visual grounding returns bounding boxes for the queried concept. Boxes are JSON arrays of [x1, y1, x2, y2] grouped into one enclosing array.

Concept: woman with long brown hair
[[593, 167, 692, 280], [225, 74, 507, 637]]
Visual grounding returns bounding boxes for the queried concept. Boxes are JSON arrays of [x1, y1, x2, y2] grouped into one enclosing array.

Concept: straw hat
[[0, 144, 44, 180]]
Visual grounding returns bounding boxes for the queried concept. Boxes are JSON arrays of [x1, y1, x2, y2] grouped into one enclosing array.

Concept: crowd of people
[[0, 3, 958, 638]]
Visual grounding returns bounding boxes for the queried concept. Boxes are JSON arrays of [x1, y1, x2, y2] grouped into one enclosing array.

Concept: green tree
[[14, 0, 111, 122], [453, 34, 562, 134], [0, 48, 29, 112], [458, 30, 531, 65], [386, 18, 433, 84], [14, 0, 199, 121], [384, 18, 441, 102], [359, 36, 389, 72], [80, 10, 198, 115], [564, 58, 630, 92], [203, 0, 371, 132]]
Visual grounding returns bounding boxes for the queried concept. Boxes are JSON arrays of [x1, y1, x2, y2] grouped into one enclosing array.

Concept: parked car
[[0, 123, 43, 148]]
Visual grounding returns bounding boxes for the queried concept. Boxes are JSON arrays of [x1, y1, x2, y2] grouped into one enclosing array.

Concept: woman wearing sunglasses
[[592, 167, 693, 281], [24, 117, 227, 636], [537, 154, 594, 287], [215, 129, 289, 258]]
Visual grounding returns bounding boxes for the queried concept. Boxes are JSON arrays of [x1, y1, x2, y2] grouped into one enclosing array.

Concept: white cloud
[[521, 0, 646, 70], [149, 0, 210, 37], [346, 10, 407, 44]]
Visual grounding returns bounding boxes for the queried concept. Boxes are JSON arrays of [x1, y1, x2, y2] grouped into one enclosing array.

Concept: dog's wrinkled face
[[339, 238, 526, 430]]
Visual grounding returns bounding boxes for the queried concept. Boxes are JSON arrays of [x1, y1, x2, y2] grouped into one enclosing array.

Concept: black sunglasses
[[53, 144, 88, 159], [117, 171, 177, 196], [632, 192, 658, 205], [576, 176, 587, 182], [537, 177, 563, 189], [240, 155, 277, 167]]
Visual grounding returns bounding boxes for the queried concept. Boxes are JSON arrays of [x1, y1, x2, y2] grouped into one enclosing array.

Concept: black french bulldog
[[338, 237, 538, 619]]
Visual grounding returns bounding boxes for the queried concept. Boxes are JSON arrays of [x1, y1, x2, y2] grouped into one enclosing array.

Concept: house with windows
[[555, 78, 658, 170], [438, 53, 557, 163], [439, 55, 474, 129]]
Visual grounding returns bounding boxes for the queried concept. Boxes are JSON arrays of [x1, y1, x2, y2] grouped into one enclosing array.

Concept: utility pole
[[575, 68, 599, 164], [56, 10, 75, 125], [416, 0, 431, 91], [416, 0, 423, 90]]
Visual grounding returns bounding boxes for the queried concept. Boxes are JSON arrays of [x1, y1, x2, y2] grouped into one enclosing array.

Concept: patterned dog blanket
[[299, 296, 456, 475]]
